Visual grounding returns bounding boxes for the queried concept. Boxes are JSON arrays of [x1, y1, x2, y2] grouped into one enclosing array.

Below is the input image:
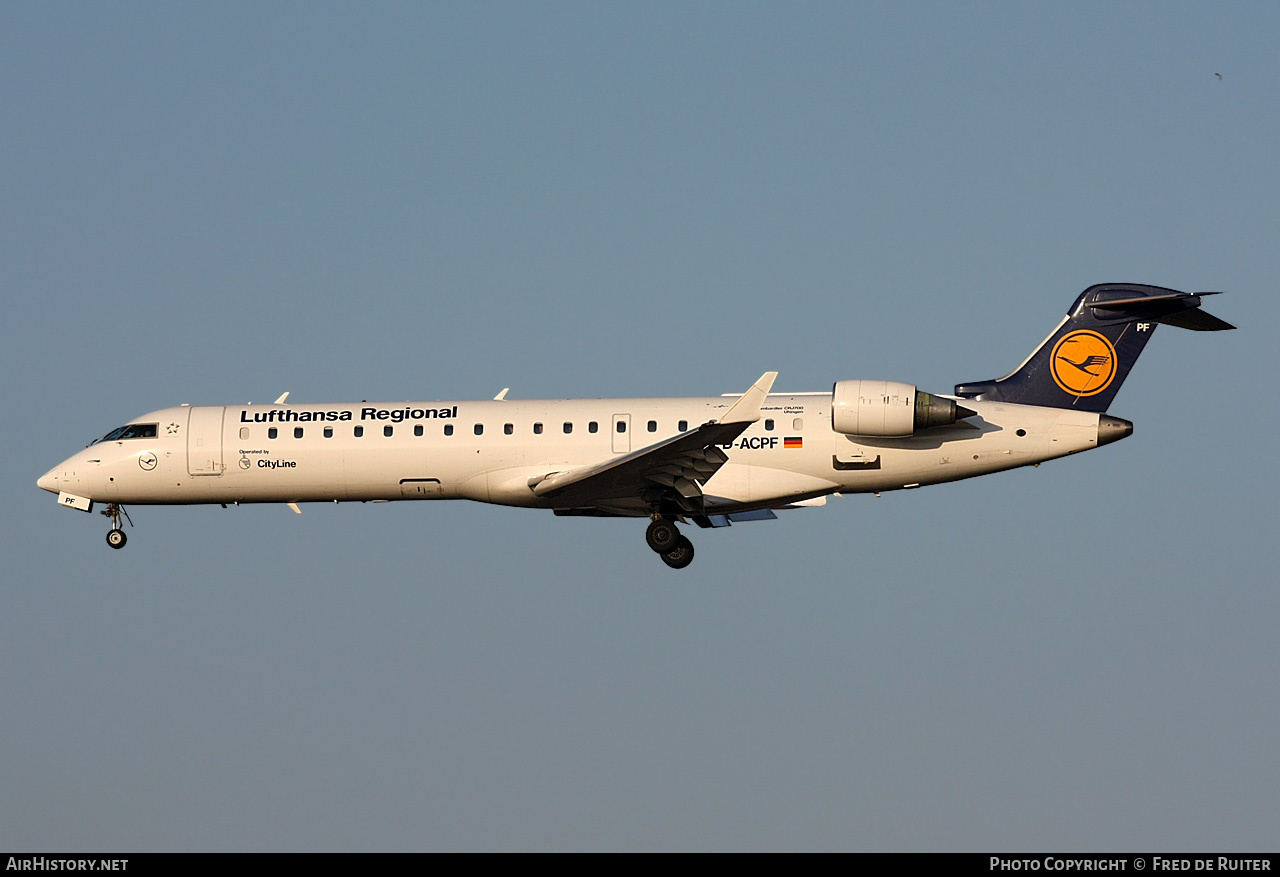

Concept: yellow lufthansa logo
[[1050, 330, 1117, 397]]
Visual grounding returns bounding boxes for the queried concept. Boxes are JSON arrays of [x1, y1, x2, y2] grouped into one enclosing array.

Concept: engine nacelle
[[831, 380, 971, 437]]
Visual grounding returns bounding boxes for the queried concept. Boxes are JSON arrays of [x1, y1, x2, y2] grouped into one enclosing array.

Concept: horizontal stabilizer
[[1087, 289, 1235, 331], [1152, 308, 1236, 331], [1087, 291, 1218, 308]]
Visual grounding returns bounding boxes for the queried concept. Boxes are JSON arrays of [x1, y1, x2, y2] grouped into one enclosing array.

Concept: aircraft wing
[[528, 372, 777, 512]]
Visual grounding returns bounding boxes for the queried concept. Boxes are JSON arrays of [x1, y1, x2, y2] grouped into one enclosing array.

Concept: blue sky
[[2, 2, 1276, 851]]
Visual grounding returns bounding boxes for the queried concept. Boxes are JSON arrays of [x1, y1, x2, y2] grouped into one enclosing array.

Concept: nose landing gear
[[646, 517, 695, 569], [100, 503, 132, 550]]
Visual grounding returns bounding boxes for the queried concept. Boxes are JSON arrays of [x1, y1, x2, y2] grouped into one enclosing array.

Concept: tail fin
[[954, 283, 1234, 412]]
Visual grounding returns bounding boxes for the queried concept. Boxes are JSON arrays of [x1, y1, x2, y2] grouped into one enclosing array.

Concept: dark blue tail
[[954, 283, 1234, 412]]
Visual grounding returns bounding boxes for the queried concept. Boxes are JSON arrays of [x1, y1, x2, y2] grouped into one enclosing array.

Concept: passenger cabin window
[[616, 421, 627, 433], [354, 426, 364, 438], [793, 418, 803, 430], [324, 427, 334, 438], [647, 420, 657, 432], [589, 421, 598, 433], [474, 424, 483, 436], [294, 427, 304, 438], [384, 425, 394, 437], [414, 425, 423, 437], [504, 423, 513, 435], [534, 422, 543, 435], [240, 427, 249, 440], [268, 427, 278, 439], [563, 422, 573, 434], [765, 419, 774, 431], [678, 420, 688, 432], [444, 424, 454, 436]]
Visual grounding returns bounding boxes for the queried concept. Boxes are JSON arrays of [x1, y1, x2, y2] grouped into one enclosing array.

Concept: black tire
[[645, 519, 679, 553], [660, 535, 695, 569], [106, 528, 127, 549]]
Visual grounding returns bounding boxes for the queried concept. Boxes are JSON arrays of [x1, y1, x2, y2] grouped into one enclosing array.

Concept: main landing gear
[[101, 503, 132, 550], [646, 518, 695, 569]]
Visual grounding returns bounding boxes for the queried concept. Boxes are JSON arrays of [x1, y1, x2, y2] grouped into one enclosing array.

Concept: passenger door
[[187, 406, 225, 475]]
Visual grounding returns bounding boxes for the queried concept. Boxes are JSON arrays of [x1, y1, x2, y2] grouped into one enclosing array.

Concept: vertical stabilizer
[[954, 284, 1233, 412]]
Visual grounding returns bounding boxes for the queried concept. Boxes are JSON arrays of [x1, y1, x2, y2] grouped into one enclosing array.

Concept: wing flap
[[531, 419, 745, 503], [692, 509, 779, 528]]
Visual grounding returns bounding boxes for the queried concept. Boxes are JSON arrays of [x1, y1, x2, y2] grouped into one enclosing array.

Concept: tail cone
[[1097, 415, 1133, 446]]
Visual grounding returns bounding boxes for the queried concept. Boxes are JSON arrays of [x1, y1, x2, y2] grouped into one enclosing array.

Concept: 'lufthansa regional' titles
[[240, 406, 458, 424]]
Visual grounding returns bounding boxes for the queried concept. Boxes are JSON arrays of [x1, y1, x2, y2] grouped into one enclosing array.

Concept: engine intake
[[831, 380, 974, 437]]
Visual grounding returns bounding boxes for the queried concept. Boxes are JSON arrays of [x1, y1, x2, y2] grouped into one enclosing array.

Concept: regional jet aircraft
[[38, 284, 1233, 568]]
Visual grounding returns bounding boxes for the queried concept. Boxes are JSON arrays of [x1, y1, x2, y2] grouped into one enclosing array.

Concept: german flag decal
[[784, 436, 803, 449]]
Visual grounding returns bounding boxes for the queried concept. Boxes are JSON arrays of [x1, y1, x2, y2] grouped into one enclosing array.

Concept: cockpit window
[[95, 423, 159, 443]]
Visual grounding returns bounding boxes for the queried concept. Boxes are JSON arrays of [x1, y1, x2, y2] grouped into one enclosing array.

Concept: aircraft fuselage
[[38, 393, 1112, 516]]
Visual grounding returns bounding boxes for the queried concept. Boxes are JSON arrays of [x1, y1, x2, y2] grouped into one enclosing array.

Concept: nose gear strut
[[100, 503, 132, 549]]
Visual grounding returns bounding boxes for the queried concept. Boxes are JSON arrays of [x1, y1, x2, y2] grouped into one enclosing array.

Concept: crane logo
[[1050, 330, 1117, 397]]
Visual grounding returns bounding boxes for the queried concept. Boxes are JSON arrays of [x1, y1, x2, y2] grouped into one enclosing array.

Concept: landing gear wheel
[[100, 503, 132, 549], [646, 519, 679, 553], [660, 535, 695, 569]]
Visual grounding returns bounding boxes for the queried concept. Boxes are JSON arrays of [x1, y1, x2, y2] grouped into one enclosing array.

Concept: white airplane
[[38, 284, 1233, 569]]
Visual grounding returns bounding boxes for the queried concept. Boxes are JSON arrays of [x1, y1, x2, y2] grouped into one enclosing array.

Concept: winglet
[[718, 372, 778, 424], [494, 388, 510, 401], [274, 392, 290, 404]]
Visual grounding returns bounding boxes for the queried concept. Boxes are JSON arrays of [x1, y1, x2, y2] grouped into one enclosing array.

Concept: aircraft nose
[[37, 469, 59, 493]]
